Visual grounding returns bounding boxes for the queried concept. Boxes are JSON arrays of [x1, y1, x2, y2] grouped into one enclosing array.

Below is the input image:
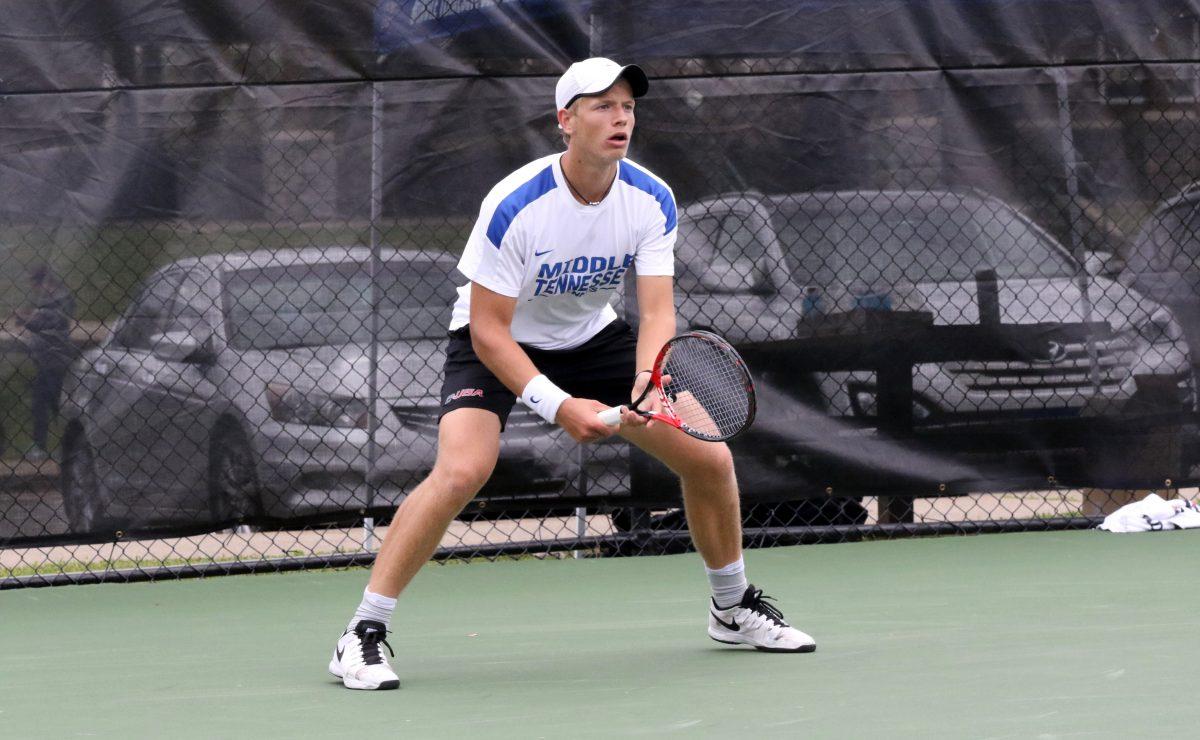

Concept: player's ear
[[557, 106, 574, 137]]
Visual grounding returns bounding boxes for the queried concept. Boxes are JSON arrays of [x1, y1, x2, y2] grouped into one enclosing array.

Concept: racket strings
[[660, 337, 752, 440]]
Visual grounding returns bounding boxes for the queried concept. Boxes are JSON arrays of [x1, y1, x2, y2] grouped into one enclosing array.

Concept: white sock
[[705, 557, 748, 609], [347, 588, 397, 632]]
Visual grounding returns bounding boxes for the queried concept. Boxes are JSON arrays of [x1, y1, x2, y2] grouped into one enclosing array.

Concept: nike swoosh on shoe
[[711, 612, 740, 631]]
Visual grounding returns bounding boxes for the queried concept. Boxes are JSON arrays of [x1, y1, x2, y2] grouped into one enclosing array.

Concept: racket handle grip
[[597, 406, 623, 426]]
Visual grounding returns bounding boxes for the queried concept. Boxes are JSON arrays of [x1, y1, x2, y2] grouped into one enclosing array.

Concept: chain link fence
[[3, 4, 1200, 587]]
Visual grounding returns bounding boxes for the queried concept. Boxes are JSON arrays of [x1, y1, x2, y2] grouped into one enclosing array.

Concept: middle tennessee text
[[532, 254, 635, 297]]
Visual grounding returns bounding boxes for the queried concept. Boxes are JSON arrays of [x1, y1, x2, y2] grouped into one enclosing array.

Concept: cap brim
[[617, 64, 649, 98]]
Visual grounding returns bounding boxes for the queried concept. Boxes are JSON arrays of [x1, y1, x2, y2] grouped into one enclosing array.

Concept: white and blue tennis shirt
[[451, 153, 678, 350]]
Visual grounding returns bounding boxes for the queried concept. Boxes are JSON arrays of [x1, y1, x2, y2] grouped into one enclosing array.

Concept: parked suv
[[59, 247, 577, 533], [668, 189, 1194, 490]]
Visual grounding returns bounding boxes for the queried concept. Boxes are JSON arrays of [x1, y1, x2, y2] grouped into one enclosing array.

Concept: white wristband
[[520, 374, 571, 424]]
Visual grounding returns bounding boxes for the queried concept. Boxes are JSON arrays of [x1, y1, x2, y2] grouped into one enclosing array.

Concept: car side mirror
[[151, 330, 217, 364], [1083, 250, 1125, 278]]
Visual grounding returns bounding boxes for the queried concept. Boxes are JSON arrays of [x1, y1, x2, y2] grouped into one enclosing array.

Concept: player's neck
[[559, 152, 618, 206]]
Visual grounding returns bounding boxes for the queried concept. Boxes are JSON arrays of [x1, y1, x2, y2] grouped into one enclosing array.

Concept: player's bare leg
[[620, 421, 741, 567], [620, 421, 816, 653], [330, 407, 501, 689], [368, 407, 501, 598]]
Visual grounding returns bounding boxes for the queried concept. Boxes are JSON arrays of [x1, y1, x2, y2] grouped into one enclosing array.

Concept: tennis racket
[[597, 330, 756, 442]]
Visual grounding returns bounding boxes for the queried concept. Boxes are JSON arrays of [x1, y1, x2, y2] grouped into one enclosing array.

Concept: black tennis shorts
[[439, 318, 638, 429]]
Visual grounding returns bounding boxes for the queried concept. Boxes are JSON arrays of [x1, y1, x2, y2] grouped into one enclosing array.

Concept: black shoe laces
[[743, 587, 789, 628], [355, 621, 395, 665]]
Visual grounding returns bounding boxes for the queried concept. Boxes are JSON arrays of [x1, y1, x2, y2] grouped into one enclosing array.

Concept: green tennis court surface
[[4, 531, 1198, 738]]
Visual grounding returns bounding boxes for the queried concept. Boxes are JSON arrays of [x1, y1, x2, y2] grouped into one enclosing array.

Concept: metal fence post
[[364, 81, 384, 553], [1052, 67, 1103, 395], [574, 445, 588, 559]]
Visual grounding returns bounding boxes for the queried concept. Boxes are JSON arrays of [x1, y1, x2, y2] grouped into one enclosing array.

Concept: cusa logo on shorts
[[444, 388, 484, 405]]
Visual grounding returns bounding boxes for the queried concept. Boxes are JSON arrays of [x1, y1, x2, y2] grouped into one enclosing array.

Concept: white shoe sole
[[708, 626, 817, 653], [329, 659, 400, 690]]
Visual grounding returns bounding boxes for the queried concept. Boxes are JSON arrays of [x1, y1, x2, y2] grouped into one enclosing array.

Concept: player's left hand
[[624, 372, 671, 429]]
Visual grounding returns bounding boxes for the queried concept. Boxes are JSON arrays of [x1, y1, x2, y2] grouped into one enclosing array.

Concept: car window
[[677, 210, 774, 294], [222, 259, 458, 350], [710, 213, 773, 292], [974, 202, 1073, 281], [777, 194, 1073, 292], [1179, 203, 1200, 266], [676, 215, 722, 291], [164, 270, 213, 335], [112, 270, 187, 351], [1133, 201, 1200, 274]]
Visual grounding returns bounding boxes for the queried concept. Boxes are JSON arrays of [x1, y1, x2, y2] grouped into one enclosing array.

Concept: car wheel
[[62, 432, 109, 534], [208, 425, 263, 525]]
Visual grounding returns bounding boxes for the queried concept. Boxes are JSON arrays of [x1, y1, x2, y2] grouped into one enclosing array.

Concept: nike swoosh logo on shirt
[[529, 396, 541, 404], [711, 612, 740, 631], [534, 249, 554, 257]]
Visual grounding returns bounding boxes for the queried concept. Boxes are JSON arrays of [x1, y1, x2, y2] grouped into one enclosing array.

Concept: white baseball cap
[[555, 57, 649, 112]]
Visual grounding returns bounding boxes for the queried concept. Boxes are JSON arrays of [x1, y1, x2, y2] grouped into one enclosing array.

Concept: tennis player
[[329, 57, 816, 691]]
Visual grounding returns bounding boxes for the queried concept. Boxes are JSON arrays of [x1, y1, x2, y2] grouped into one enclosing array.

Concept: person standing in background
[[14, 264, 76, 461]]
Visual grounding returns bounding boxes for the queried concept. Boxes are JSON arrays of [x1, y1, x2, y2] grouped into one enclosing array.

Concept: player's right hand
[[555, 397, 619, 444]]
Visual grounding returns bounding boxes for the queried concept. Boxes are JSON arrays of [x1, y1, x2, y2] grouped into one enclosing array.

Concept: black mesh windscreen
[[4, 1, 1200, 586]]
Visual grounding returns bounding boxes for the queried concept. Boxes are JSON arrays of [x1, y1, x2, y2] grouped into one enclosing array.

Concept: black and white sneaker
[[708, 585, 817, 653], [328, 619, 400, 690]]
